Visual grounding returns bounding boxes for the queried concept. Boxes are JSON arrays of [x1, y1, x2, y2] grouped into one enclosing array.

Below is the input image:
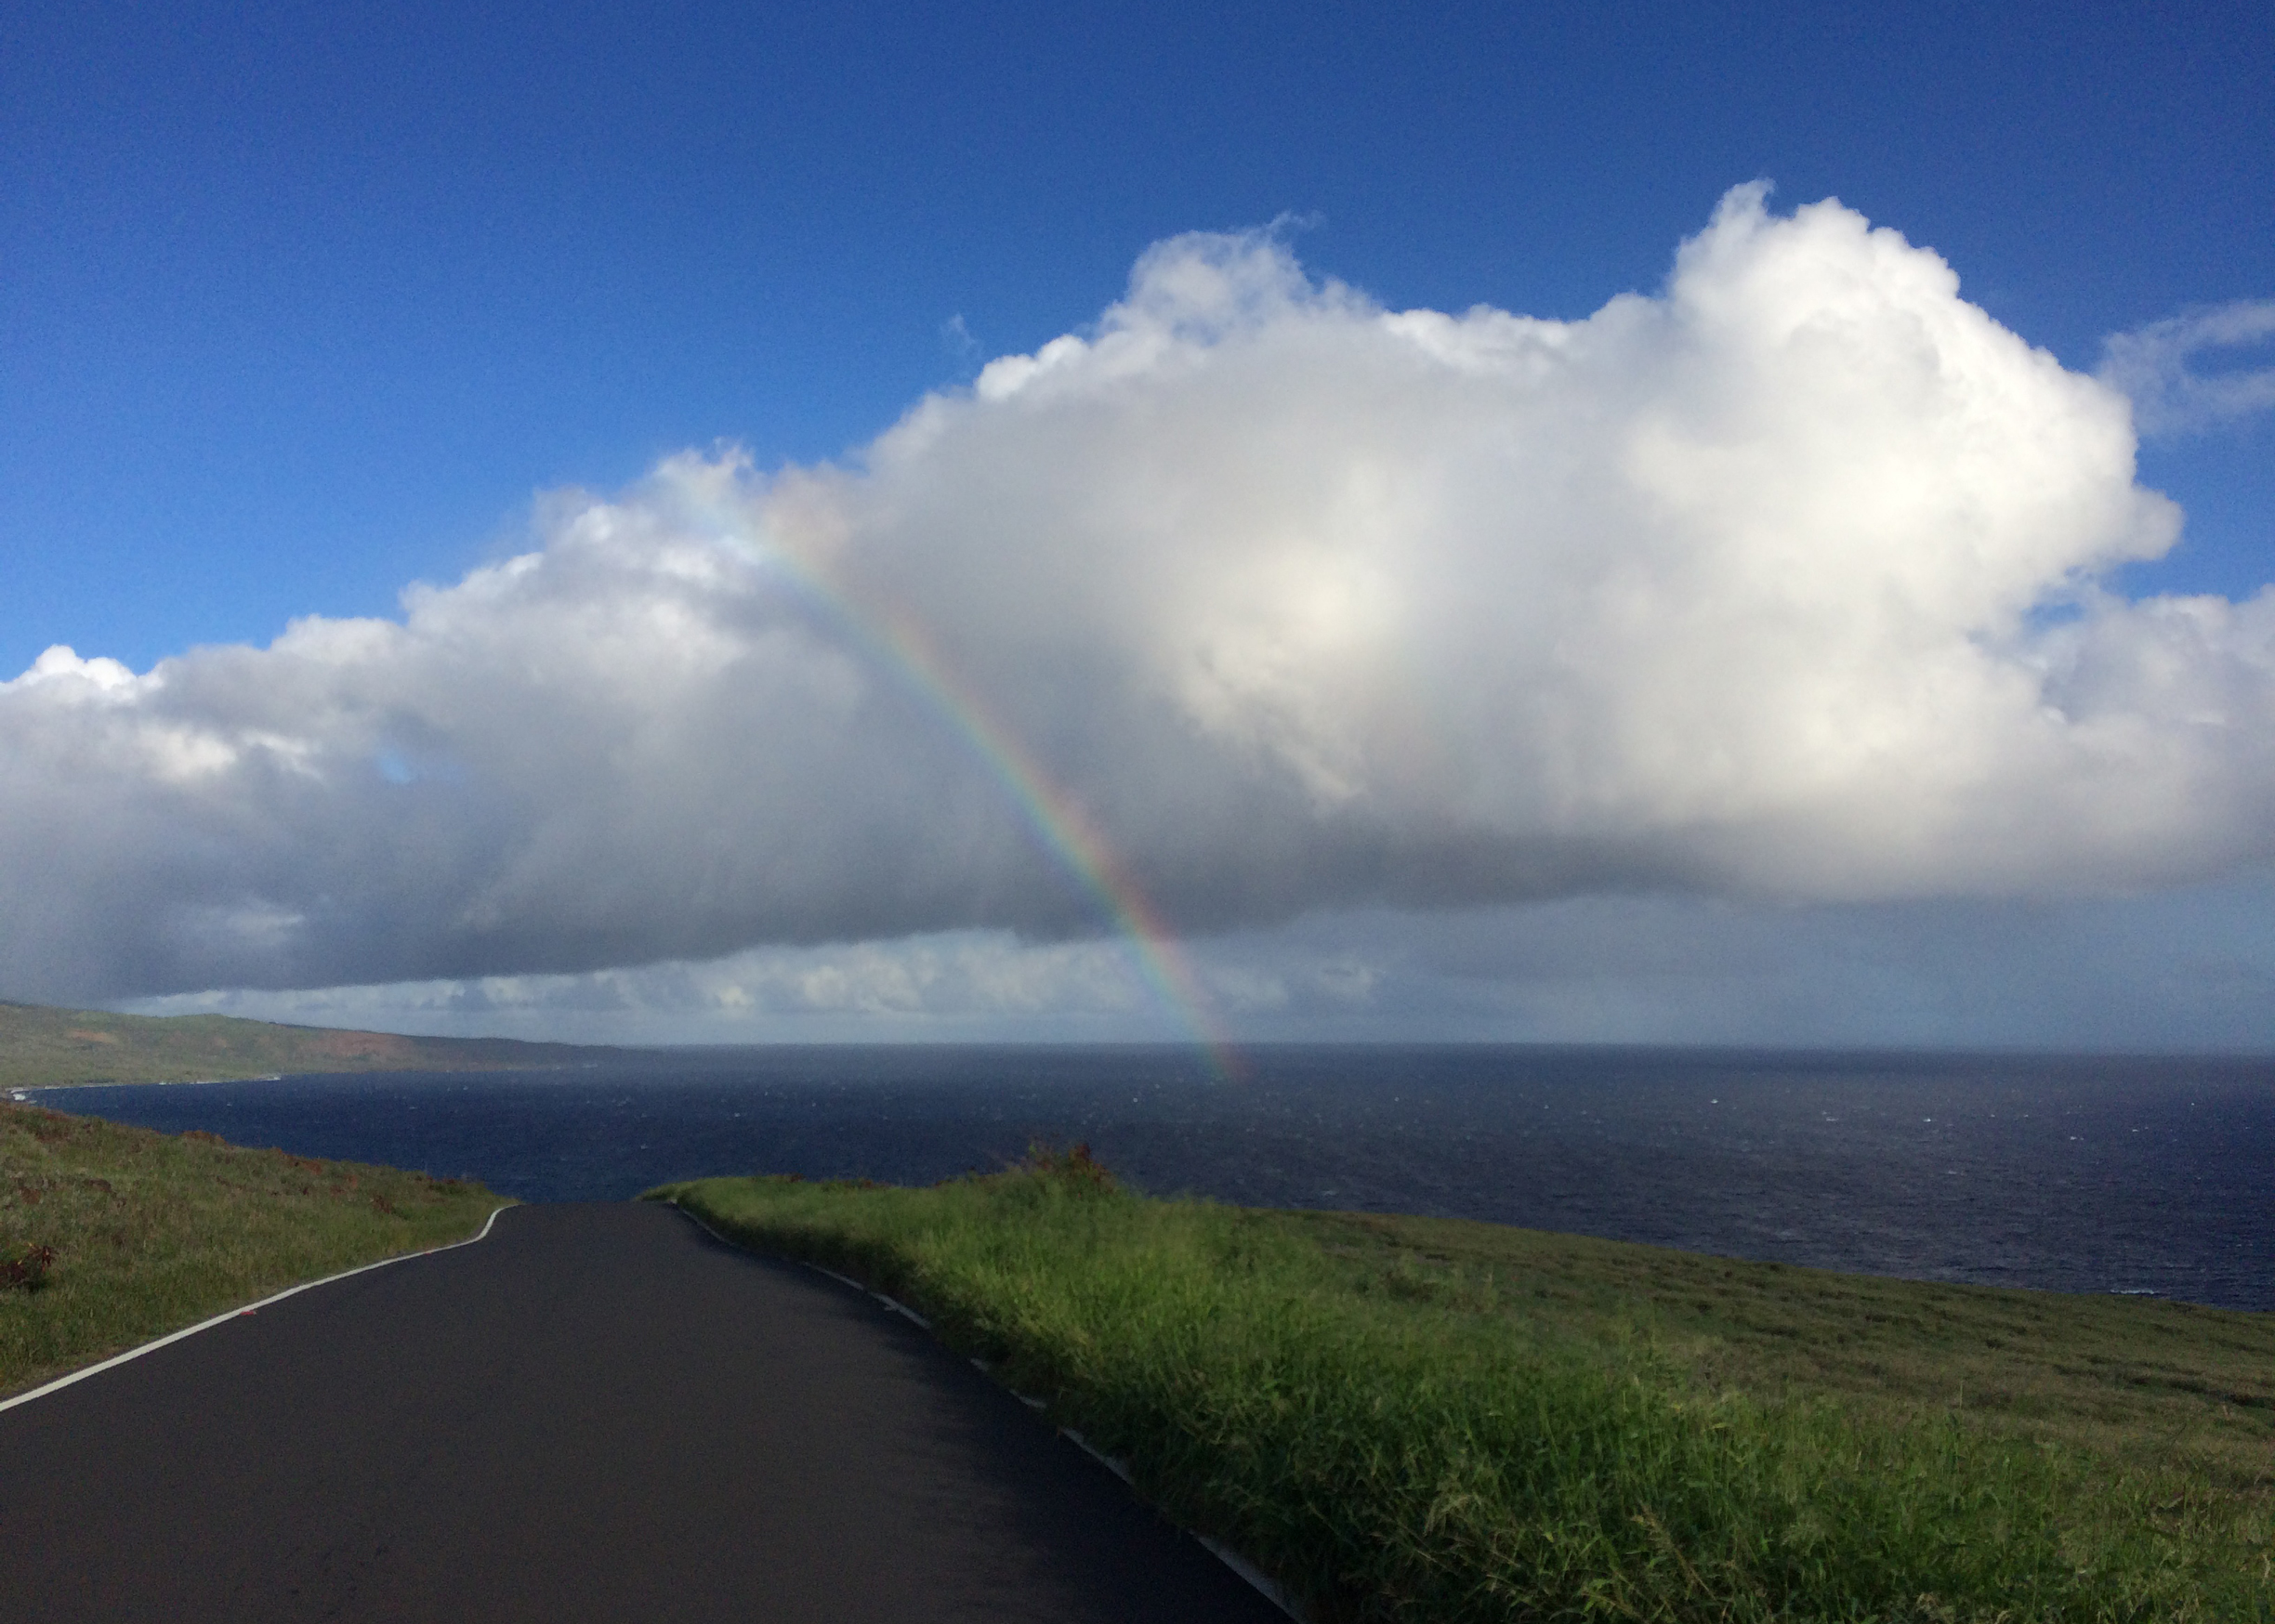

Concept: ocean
[[28, 1045, 2275, 1312]]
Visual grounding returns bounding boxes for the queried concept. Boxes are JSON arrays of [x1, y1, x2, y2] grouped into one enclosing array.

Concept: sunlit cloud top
[[7, 187, 2273, 1006]]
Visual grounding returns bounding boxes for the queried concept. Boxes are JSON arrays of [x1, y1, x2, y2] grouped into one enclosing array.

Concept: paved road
[[0, 1203, 1291, 1622]]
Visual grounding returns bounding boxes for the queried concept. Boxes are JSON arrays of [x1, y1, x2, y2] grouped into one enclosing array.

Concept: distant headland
[[0, 1000, 611, 1092]]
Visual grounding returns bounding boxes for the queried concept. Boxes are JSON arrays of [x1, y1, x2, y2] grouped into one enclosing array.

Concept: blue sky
[[4, 1, 2272, 1046]]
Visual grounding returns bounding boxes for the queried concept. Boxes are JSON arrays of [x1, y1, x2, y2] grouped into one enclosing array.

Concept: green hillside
[[0, 1000, 609, 1091], [2, 1100, 503, 1397]]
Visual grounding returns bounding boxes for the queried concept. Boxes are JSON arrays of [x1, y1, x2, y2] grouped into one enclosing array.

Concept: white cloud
[[125, 884, 2275, 1051], [2097, 299, 2275, 438], [8, 185, 2275, 1006], [125, 930, 1167, 1044]]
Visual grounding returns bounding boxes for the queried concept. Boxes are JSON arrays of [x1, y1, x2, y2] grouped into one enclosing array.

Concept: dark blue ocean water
[[27, 1046, 2275, 1312]]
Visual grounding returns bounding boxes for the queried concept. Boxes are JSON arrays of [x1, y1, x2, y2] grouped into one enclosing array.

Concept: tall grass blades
[[652, 1162, 2273, 1623]]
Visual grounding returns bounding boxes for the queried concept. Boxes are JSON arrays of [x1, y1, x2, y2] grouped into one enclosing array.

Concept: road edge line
[[0, 1203, 511, 1415], [662, 1198, 1310, 1621]]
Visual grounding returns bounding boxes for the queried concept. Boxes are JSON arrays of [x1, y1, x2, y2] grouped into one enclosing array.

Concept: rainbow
[[675, 478, 1244, 1081]]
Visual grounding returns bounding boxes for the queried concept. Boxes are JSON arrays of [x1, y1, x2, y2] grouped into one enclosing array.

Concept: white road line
[[663, 1201, 937, 1326], [1057, 1428, 1310, 1620], [1058, 1426, 1136, 1485], [665, 1199, 1312, 1623], [0, 1204, 511, 1416], [1191, 1533, 1313, 1623]]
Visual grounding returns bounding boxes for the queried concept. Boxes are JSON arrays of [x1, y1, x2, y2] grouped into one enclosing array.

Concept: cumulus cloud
[[2098, 300, 2275, 437], [8, 184, 2275, 1004]]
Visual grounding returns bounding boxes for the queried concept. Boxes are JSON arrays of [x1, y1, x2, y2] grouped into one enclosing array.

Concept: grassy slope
[[1, 1100, 503, 1398], [0, 998, 609, 1090], [655, 1163, 2274, 1624], [1300, 1212, 2275, 1491]]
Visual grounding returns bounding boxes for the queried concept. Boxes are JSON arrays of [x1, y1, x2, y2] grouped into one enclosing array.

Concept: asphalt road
[[0, 1202, 1292, 1622]]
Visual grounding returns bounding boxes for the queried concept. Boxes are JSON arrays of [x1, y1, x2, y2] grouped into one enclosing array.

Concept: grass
[[651, 1151, 2275, 1623], [0, 997, 607, 1091], [1, 1098, 504, 1399]]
